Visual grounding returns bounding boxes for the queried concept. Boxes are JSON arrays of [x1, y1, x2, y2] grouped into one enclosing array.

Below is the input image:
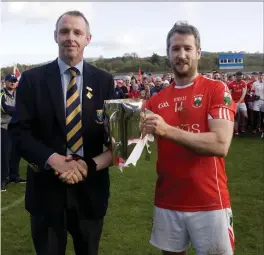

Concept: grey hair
[[166, 21, 201, 56], [55, 10, 90, 35], [124, 75, 131, 81]]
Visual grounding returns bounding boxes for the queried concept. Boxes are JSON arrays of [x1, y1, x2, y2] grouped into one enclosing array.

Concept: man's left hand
[[55, 156, 88, 184], [143, 113, 169, 137]]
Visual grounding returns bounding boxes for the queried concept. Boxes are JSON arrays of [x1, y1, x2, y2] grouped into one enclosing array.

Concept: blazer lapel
[[45, 59, 66, 134]]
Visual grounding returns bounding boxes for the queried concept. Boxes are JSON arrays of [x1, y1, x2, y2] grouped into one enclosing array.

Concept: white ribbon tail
[[127, 138, 140, 146], [124, 134, 154, 167]]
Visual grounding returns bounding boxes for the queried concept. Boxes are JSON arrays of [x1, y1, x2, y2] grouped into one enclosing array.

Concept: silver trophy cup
[[104, 99, 149, 168]]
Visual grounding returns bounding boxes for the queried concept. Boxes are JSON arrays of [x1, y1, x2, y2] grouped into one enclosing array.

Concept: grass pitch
[[1, 135, 263, 255]]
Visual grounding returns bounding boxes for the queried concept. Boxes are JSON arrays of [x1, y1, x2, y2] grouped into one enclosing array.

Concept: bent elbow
[[218, 150, 227, 158], [217, 144, 229, 158]]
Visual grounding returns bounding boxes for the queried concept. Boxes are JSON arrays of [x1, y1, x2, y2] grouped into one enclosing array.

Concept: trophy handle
[[109, 110, 118, 120]]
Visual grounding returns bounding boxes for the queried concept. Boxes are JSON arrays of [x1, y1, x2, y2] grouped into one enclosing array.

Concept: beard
[[172, 64, 195, 78], [171, 60, 197, 78]]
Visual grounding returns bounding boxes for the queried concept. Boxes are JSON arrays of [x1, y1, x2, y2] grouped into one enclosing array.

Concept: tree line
[[1, 52, 263, 79]]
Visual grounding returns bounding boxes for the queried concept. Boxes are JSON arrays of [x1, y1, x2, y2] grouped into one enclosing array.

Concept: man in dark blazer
[[8, 10, 114, 255]]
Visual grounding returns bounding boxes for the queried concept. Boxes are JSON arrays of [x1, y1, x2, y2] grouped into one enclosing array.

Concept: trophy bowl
[[104, 99, 146, 169]]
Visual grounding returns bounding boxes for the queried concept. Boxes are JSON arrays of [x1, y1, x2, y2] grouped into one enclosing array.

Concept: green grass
[[1, 135, 263, 255]]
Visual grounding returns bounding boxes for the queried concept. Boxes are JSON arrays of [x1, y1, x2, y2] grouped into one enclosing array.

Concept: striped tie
[[65, 67, 83, 153]]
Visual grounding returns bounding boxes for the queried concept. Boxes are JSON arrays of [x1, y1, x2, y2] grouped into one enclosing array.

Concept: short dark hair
[[55, 10, 90, 35], [166, 21, 201, 56]]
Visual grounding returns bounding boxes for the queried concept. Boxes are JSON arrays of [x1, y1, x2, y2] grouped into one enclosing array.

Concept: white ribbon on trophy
[[120, 108, 154, 171], [123, 133, 154, 169]]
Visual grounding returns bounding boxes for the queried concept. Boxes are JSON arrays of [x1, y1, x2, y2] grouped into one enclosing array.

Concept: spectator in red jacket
[[128, 82, 140, 99]]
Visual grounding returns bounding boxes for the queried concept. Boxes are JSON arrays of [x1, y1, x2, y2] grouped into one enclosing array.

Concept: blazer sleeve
[[8, 72, 55, 170], [103, 74, 115, 147], [107, 74, 115, 100]]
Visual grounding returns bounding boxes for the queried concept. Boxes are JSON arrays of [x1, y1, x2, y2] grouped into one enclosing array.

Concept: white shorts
[[247, 102, 254, 110], [253, 100, 264, 112], [149, 206, 235, 255], [236, 103, 247, 112]]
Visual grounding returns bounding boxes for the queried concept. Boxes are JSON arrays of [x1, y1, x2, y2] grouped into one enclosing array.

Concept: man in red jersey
[[245, 72, 258, 128], [228, 71, 248, 134], [128, 82, 140, 99], [227, 74, 235, 87], [141, 21, 236, 255]]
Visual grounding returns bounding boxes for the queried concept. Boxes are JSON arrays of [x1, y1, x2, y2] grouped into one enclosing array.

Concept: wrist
[[46, 153, 58, 170], [163, 124, 174, 139], [70, 154, 82, 161], [86, 157, 97, 174], [70, 154, 97, 174]]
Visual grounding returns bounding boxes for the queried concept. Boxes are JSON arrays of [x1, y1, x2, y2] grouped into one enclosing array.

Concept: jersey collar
[[172, 74, 202, 89]]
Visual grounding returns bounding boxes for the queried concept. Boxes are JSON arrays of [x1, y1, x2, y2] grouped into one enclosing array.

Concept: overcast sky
[[0, 2, 263, 67]]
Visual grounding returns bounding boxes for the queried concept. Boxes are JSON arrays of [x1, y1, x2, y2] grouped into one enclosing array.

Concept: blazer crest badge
[[96, 109, 104, 124]]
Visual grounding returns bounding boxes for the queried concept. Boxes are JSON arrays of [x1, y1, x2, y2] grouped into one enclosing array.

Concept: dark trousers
[[253, 111, 264, 130], [30, 208, 104, 255], [1, 128, 21, 183], [9, 140, 21, 180], [1, 128, 11, 182]]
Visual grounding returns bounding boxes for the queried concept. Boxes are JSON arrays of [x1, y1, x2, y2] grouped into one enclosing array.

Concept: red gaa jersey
[[145, 74, 236, 212], [228, 80, 247, 103], [245, 81, 255, 102], [128, 90, 140, 99]]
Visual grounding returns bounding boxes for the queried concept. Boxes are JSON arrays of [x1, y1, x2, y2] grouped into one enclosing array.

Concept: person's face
[[155, 78, 162, 88], [245, 75, 251, 81], [168, 33, 201, 78], [222, 74, 227, 81], [125, 79, 130, 86], [206, 73, 213, 79], [143, 79, 148, 85], [236, 75, 242, 82], [165, 75, 171, 81], [214, 73, 221, 80], [252, 74, 258, 81], [132, 84, 138, 91], [54, 15, 91, 62], [6, 80, 18, 90], [259, 74, 264, 82], [140, 90, 146, 98], [131, 79, 136, 86], [149, 82, 155, 88], [231, 75, 235, 81]]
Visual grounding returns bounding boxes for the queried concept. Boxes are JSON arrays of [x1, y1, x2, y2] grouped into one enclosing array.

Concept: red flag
[[138, 68, 142, 83], [13, 64, 21, 80]]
